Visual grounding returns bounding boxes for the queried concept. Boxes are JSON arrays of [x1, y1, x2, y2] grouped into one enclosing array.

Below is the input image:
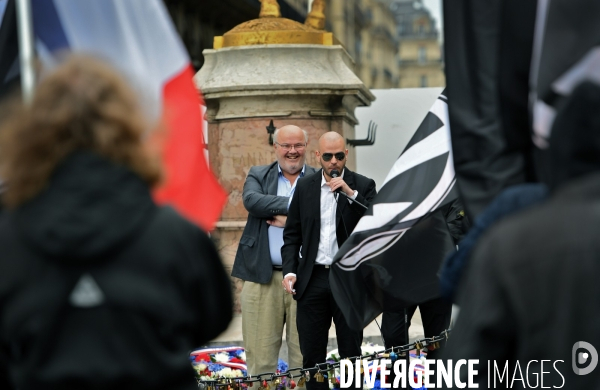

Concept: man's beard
[[280, 155, 304, 174], [321, 162, 345, 177]]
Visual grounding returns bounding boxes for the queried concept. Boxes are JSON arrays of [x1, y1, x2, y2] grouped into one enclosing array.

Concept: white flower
[[214, 368, 244, 379], [360, 344, 385, 355], [200, 373, 215, 380], [214, 352, 231, 363], [195, 363, 207, 371], [239, 351, 246, 362]]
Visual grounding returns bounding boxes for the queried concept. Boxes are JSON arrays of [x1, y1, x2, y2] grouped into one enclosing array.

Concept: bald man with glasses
[[282, 132, 377, 390]]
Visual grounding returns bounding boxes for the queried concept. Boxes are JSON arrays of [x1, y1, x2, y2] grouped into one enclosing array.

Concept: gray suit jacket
[[232, 161, 317, 283]]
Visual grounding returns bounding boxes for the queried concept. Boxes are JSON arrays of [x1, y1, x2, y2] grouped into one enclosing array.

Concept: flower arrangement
[[190, 346, 248, 380], [190, 346, 289, 383], [191, 344, 429, 389]]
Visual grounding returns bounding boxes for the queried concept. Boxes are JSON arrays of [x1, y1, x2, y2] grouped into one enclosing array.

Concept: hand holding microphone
[[329, 169, 351, 196], [329, 169, 368, 210]]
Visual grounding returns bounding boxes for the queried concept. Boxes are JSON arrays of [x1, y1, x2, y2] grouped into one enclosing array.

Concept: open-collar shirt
[[268, 164, 306, 265], [284, 168, 358, 279]]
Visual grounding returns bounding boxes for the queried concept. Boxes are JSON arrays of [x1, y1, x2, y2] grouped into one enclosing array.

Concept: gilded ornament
[[305, 0, 326, 30], [259, 0, 281, 18]]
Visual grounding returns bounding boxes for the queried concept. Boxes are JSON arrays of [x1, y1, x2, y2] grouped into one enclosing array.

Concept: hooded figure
[[441, 81, 600, 388], [0, 56, 232, 390]]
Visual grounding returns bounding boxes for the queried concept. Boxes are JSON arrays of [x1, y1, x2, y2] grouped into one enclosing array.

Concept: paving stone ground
[[206, 310, 428, 361]]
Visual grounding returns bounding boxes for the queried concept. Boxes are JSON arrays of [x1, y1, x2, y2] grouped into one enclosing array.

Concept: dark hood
[[14, 151, 156, 262], [548, 81, 600, 190]]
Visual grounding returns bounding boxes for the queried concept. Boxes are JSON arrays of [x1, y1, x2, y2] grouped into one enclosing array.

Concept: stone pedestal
[[195, 43, 374, 312]]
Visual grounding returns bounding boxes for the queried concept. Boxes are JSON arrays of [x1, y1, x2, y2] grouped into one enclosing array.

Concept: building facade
[[390, 0, 445, 88], [325, 0, 399, 89]]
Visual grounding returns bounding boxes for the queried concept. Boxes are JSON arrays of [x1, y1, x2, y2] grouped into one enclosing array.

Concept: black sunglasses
[[321, 152, 345, 162]]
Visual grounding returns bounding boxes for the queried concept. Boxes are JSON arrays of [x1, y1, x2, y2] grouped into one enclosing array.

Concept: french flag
[[31, 0, 227, 231]]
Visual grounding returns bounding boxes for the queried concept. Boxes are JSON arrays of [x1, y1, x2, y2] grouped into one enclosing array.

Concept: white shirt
[[285, 169, 357, 278], [315, 171, 341, 265]]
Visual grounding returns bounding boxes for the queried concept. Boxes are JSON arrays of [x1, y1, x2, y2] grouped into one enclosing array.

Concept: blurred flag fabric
[[531, 0, 600, 149], [444, 0, 600, 217], [0, 0, 19, 99], [30, 0, 226, 231], [330, 91, 457, 331], [443, 0, 538, 219]]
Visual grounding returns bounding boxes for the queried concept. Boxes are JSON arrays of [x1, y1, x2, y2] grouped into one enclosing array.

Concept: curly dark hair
[[0, 55, 162, 208]]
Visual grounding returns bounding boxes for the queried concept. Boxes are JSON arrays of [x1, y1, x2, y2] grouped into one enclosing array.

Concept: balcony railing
[[398, 31, 439, 40], [398, 58, 443, 66]]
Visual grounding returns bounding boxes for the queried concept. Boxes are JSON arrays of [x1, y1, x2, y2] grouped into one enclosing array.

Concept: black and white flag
[[330, 91, 458, 331]]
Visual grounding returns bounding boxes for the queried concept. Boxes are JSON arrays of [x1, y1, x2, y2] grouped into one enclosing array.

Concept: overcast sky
[[355, 88, 444, 189], [0, 0, 7, 25]]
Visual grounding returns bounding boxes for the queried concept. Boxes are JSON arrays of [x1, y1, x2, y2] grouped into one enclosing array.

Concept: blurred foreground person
[[442, 81, 600, 388], [0, 56, 232, 390]]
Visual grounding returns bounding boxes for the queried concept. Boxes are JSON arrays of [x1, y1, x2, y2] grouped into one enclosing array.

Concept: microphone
[[329, 169, 368, 210], [330, 169, 342, 193]]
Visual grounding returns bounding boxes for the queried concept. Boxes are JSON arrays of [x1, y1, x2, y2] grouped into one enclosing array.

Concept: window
[[418, 46, 427, 63], [420, 75, 428, 87], [355, 35, 362, 62]]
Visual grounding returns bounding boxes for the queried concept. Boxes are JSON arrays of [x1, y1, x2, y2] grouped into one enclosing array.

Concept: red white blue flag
[[31, 0, 227, 231]]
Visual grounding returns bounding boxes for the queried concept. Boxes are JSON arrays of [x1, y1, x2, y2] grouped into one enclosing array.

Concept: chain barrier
[[196, 329, 451, 389]]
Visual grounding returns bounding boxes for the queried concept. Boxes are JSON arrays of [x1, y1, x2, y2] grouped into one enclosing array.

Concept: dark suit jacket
[[233, 162, 317, 283], [281, 168, 377, 300]]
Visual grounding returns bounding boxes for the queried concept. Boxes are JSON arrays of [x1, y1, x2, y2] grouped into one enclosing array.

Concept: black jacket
[[282, 168, 377, 300], [0, 152, 232, 390], [442, 198, 470, 245]]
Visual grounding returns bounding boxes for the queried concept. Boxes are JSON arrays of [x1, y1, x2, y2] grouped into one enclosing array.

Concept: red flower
[[194, 353, 211, 362]]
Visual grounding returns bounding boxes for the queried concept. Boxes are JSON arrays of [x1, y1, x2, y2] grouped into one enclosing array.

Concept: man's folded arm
[[242, 167, 289, 218]]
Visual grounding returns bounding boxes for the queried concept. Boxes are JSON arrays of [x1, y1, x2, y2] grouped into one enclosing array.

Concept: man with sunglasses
[[281, 132, 377, 390], [233, 125, 317, 376]]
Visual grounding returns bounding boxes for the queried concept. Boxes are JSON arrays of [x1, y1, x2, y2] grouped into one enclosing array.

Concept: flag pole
[[15, 0, 35, 104]]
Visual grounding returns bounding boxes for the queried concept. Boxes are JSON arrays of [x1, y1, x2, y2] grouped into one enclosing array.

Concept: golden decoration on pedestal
[[305, 0, 326, 30], [213, 0, 334, 49], [259, 0, 281, 18]]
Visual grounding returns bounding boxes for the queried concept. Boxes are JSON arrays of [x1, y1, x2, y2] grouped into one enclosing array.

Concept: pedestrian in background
[[0, 55, 232, 390], [233, 125, 315, 375]]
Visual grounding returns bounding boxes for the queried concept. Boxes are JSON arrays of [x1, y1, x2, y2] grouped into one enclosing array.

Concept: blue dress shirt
[[268, 165, 305, 266]]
